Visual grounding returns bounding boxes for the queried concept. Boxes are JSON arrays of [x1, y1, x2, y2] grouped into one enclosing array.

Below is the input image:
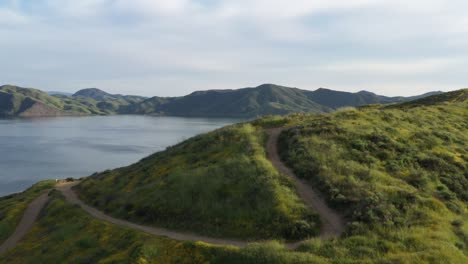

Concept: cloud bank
[[0, 0, 466, 96]]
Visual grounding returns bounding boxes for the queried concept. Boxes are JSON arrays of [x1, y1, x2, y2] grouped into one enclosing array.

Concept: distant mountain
[[73, 88, 146, 102], [303, 88, 398, 109], [389, 88, 467, 109], [0, 84, 445, 118], [128, 84, 331, 117], [405, 91, 444, 101], [46, 91, 73, 96], [73, 88, 110, 99], [0, 85, 145, 117], [0, 85, 73, 117], [127, 84, 443, 117]]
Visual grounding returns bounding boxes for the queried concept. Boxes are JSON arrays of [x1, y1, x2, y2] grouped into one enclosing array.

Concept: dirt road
[[266, 128, 345, 238], [0, 192, 50, 255]]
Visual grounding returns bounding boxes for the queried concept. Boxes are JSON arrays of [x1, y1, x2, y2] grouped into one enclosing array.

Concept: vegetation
[[0, 181, 54, 244], [387, 88, 468, 109], [253, 88, 468, 262], [0, 84, 441, 118], [0, 191, 331, 264], [78, 123, 319, 240], [1, 190, 216, 263]]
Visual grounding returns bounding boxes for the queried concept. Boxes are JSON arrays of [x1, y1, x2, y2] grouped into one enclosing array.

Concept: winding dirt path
[[0, 192, 50, 255], [56, 182, 249, 247], [266, 128, 345, 238]]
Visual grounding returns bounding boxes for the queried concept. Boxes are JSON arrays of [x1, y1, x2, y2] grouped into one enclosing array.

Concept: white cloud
[[0, 0, 466, 96], [321, 59, 462, 75], [0, 8, 28, 25], [113, 0, 194, 16], [44, 0, 110, 17], [215, 0, 382, 19]]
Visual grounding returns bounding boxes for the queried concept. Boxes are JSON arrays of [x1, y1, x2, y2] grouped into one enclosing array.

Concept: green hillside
[[0, 189, 327, 264], [254, 89, 468, 262], [77, 124, 320, 240], [388, 88, 468, 109]]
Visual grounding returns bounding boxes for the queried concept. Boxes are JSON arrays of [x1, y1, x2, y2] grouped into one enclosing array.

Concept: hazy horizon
[[1, 1, 466, 97]]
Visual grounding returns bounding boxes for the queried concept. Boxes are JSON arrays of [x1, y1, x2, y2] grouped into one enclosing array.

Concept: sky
[[0, 0, 466, 97]]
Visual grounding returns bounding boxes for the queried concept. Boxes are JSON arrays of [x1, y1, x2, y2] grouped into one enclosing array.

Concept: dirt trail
[[0, 192, 50, 255], [266, 128, 345, 238], [56, 182, 249, 247]]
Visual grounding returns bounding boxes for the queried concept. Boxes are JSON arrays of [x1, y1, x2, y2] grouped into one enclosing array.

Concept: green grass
[[3, 186, 465, 263], [388, 88, 468, 109], [0, 191, 328, 264], [77, 123, 319, 240], [0, 190, 218, 263], [0, 180, 55, 244], [252, 90, 468, 262]]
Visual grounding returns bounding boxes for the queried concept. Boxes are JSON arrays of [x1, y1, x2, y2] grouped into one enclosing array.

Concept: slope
[[77, 123, 320, 240]]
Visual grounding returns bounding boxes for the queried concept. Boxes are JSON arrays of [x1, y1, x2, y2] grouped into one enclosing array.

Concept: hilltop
[[76, 123, 320, 240], [388, 88, 468, 108], [0, 84, 443, 118], [72, 88, 146, 103]]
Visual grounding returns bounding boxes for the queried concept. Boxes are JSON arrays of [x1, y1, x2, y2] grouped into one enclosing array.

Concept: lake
[[0, 116, 241, 196]]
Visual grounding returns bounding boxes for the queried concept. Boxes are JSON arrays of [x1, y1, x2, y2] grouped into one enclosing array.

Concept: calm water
[[0, 116, 241, 196]]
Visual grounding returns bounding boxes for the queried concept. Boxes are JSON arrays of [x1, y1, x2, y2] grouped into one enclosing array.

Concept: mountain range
[[0, 84, 443, 118]]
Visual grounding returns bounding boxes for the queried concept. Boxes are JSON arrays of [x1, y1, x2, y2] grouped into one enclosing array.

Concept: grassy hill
[[77, 124, 320, 240], [0, 90, 467, 263], [254, 89, 468, 262], [0, 189, 328, 264], [388, 88, 468, 109]]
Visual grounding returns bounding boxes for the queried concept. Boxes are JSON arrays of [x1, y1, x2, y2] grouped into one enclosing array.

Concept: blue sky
[[0, 0, 466, 96]]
